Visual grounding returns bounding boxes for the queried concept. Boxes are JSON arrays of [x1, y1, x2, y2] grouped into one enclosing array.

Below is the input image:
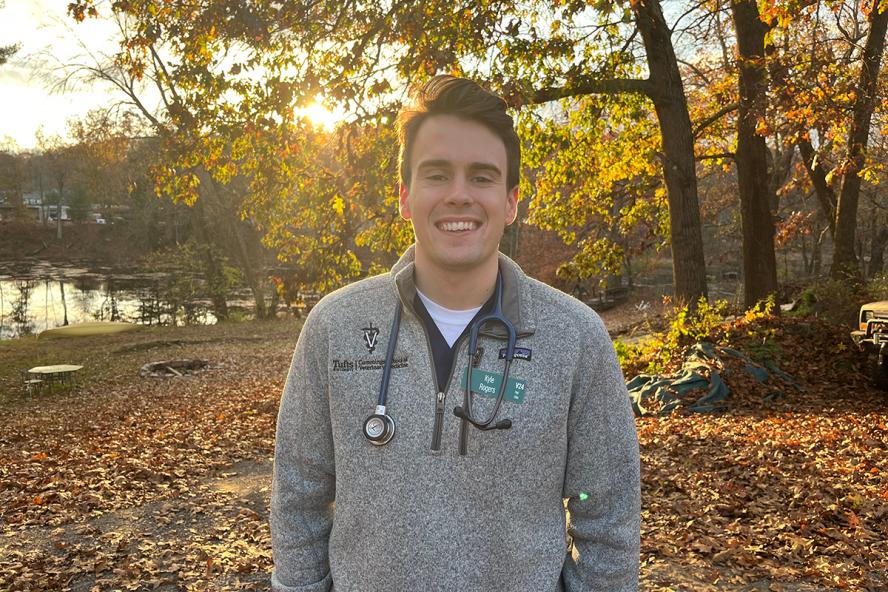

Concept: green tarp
[[627, 342, 800, 416]]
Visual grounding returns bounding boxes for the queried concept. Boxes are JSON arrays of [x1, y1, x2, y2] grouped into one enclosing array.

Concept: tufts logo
[[362, 322, 380, 353]]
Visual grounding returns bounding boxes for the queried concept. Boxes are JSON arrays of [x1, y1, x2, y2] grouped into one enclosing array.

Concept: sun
[[295, 100, 345, 131]]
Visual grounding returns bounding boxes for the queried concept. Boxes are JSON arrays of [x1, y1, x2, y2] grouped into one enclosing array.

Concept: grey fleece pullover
[[271, 247, 640, 592]]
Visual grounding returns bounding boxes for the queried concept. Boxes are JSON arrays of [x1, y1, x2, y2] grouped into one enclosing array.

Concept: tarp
[[627, 341, 800, 416]]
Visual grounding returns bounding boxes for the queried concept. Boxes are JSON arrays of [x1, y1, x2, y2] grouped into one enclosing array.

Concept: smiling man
[[271, 75, 640, 592]]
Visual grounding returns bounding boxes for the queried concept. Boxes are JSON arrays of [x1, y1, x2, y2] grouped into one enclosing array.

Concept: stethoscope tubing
[[366, 271, 516, 446], [376, 304, 402, 409], [460, 272, 516, 429]]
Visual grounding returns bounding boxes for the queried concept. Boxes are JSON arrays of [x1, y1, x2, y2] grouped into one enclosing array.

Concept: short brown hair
[[397, 75, 520, 190]]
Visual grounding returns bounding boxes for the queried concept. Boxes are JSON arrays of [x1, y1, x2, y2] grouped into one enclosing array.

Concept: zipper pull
[[431, 391, 446, 451]]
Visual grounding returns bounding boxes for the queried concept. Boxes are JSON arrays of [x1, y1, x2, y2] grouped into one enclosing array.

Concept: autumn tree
[[765, 0, 888, 279], [729, 0, 781, 306], [36, 132, 77, 240], [68, 0, 711, 305], [59, 7, 294, 318], [830, 1, 888, 278], [0, 147, 27, 222], [0, 2, 17, 66]]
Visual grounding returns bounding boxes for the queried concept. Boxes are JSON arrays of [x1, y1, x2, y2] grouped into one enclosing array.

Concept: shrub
[[791, 277, 886, 327], [617, 296, 777, 375]]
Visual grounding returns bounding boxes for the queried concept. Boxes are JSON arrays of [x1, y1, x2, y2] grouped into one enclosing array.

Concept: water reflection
[[0, 266, 225, 340], [6, 280, 36, 338]]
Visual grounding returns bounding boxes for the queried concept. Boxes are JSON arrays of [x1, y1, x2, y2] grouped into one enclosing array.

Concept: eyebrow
[[416, 159, 503, 178]]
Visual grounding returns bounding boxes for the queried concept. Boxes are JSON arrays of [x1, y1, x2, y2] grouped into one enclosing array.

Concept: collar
[[390, 245, 536, 338]]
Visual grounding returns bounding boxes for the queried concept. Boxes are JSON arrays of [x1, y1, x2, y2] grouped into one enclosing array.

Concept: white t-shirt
[[416, 289, 481, 348]]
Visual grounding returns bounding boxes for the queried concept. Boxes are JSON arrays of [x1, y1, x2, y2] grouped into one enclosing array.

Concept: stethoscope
[[363, 272, 517, 446]]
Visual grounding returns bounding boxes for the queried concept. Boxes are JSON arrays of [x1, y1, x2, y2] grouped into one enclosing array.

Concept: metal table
[[26, 365, 84, 389]]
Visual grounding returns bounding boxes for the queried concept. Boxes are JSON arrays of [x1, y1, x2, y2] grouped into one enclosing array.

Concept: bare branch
[[520, 78, 651, 107], [696, 152, 735, 161], [693, 102, 738, 137]]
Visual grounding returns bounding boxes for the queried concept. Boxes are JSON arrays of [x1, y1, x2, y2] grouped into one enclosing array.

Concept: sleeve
[[270, 307, 336, 592], [561, 313, 641, 592]]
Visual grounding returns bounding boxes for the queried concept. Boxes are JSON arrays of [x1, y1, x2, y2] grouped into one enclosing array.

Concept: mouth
[[436, 220, 479, 233]]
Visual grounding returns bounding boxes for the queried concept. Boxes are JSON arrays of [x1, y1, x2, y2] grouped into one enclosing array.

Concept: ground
[[0, 309, 886, 591]]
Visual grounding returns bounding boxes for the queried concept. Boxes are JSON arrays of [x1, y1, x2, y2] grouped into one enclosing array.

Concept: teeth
[[439, 221, 476, 232]]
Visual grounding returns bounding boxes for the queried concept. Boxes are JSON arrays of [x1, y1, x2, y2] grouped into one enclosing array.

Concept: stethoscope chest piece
[[363, 405, 395, 445]]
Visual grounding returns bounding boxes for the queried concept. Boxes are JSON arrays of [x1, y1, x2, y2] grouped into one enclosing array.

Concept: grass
[[0, 318, 300, 403]]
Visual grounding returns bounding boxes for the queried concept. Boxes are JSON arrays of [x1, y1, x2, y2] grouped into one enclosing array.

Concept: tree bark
[[191, 198, 230, 321], [730, 0, 779, 308], [204, 175, 272, 320], [633, 0, 708, 307], [831, 4, 888, 279], [797, 138, 837, 237], [868, 214, 888, 277]]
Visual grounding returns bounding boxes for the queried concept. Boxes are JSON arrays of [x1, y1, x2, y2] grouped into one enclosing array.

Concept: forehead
[[410, 114, 507, 170]]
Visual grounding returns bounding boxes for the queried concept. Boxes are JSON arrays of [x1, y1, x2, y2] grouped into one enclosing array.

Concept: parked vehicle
[[851, 301, 888, 389]]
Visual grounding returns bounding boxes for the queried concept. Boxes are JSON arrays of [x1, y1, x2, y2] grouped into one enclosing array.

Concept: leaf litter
[[0, 315, 885, 590]]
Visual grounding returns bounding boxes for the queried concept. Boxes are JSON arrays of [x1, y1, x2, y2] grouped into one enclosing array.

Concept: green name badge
[[464, 368, 528, 403]]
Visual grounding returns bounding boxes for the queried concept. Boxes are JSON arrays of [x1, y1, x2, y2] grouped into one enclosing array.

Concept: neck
[[413, 257, 498, 310]]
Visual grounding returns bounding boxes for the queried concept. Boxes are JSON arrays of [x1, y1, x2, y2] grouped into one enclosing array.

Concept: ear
[[398, 183, 412, 220], [505, 185, 519, 226]]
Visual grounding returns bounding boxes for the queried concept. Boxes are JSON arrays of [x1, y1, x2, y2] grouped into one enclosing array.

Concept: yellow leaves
[[755, 118, 772, 136], [330, 194, 345, 216], [859, 164, 883, 185]]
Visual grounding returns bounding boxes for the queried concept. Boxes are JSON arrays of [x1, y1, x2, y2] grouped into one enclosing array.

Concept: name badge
[[464, 368, 528, 403]]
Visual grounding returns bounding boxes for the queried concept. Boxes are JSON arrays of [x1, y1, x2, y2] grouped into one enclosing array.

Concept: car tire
[[871, 355, 888, 390]]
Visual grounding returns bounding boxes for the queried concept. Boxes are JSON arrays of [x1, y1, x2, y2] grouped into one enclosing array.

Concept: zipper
[[431, 391, 446, 451], [409, 306, 473, 452], [428, 332, 469, 452], [403, 305, 462, 452]]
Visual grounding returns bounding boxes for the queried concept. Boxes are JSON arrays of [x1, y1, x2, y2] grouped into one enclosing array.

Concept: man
[[271, 75, 640, 592]]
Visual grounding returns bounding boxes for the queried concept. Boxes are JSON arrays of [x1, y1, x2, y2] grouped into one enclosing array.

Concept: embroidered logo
[[499, 347, 532, 361], [362, 322, 380, 353]]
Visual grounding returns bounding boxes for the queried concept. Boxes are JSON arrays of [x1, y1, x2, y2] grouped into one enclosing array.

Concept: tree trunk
[[55, 179, 64, 241], [205, 176, 271, 320], [831, 5, 888, 279], [767, 145, 794, 211], [191, 199, 230, 321], [634, 0, 708, 307], [869, 215, 888, 277], [730, 0, 779, 308], [800, 230, 810, 276], [797, 139, 837, 238], [813, 226, 826, 277], [59, 280, 68, 326], [231, 219, 270, 319]]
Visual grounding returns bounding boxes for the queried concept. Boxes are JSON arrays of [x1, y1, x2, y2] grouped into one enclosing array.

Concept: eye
[[426, 173, 448, 182], [473, 176, 494, 184]]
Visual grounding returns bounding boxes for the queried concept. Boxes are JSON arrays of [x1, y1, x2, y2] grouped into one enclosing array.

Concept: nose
[[444, 175, 474, 207]]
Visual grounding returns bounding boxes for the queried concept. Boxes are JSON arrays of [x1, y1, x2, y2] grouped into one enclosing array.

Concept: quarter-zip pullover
[[271, 246, 641, 592]]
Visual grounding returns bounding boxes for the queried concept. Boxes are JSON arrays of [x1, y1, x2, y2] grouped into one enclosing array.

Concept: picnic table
[[25, 364, 84, 391]]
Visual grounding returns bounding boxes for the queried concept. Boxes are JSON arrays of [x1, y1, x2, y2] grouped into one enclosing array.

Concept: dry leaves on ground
[[0, 316, 885, 591]]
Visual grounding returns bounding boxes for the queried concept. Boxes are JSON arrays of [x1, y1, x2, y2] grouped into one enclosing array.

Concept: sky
[[0, 0, 123, 151]]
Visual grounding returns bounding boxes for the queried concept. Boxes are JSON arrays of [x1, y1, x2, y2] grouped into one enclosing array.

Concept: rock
[[139, 359, 210, 378]]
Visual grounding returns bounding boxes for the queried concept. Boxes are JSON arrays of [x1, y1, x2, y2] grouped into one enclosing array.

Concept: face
[[399, 114, 519, 280]]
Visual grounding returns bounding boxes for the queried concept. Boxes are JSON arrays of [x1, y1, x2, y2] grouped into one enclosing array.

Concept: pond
[[0, 261, 257, 340]]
